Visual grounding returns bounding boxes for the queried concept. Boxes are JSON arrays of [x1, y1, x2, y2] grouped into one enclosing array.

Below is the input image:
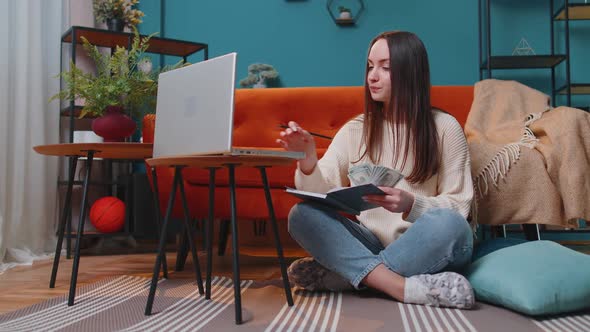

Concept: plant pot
[[253, 79, 267, 89], [142, 114, 156, 143], [339, 11, 352, 19], [106, 18, 125, 32], [91, 106, 136, 142]]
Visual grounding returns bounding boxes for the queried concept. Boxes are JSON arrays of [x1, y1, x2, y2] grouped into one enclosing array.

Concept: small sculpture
[[512, 38, 536, 56]]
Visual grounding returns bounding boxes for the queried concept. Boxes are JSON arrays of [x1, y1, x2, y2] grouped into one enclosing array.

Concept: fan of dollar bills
[[348, 164, 404, 187]]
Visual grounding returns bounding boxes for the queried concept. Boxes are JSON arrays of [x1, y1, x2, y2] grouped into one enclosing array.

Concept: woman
[[276, 31, 475, 309]]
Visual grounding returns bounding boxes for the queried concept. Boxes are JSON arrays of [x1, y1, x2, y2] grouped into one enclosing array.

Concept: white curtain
[[0, 0, 64, 273]]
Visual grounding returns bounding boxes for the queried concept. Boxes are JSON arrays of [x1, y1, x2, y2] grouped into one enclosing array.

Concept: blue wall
[[139, 0, 589, 107]]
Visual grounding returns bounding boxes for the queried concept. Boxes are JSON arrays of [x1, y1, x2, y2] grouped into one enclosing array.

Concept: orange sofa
[[143, 86, 474, 229]]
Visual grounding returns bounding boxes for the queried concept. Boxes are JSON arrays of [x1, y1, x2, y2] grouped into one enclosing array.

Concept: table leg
[[66, 205, 72, 259], [206, 167, 216, 300], [258, 167, 294, 307], [68, 151, 94, 306], [177, 166, 204, 295], [151, 167, 168, 279], [50, 156, 78, 288], [228, 164, 242, 324], [218, 219, 230, 256], [145, 166, 180, 315], [175, 230, 189, 271]]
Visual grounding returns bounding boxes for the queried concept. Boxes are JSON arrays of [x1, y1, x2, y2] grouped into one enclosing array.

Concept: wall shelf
[[554, 3, 590, 20], [55, 26, 209, 251], [481, 55, 566, 69], [335, 18, 355, 26], [479, 0, 588, 107], [327, 0, 365, 26], [556, 83, 590, 95], [59, 26, 208, 143], [61, 26, 207, 57]]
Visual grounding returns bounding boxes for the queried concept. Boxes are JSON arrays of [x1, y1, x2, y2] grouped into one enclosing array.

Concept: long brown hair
[[358, 31, 440, 184]]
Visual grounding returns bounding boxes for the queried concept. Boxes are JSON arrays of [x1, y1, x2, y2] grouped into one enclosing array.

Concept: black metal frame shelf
[[556, 83, 590, 95], [478, 0, 589, 240], [554, 3, 590, 20], [55, 27, 208, 262], [61, 26, 207, 57], [478, 0, 588, 107], [60, 26, 209, 143], [64, 231, 133, 239], [480, 55, 567, 69], [58, 179, 139, 186]]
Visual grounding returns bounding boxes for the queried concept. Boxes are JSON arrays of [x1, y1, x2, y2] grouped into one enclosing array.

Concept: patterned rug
[[0, 275, 589, 332]]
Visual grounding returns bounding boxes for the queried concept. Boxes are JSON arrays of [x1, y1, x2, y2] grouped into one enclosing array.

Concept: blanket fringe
[[470, 107, 550, 230]]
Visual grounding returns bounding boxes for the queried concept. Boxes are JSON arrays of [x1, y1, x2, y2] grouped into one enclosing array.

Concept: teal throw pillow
[[465, 240, 590, 316]]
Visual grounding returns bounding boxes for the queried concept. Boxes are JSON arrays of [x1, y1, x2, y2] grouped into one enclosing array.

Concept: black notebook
[[286, 183, 386, 215]]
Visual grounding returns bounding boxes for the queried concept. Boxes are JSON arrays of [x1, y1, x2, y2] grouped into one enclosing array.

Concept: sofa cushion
[[465, 240, 590, 316], [232, 87, 363, 150]]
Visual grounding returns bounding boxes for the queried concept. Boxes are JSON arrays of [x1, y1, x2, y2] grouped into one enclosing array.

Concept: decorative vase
[[91, 106, 137, 142], [142, 114, 156, 143], [106, 18, 125, 32]]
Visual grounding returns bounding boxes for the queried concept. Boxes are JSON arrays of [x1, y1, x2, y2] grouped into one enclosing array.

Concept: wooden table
[[33, 143, 154, 306], [143, 154, 296, 324]]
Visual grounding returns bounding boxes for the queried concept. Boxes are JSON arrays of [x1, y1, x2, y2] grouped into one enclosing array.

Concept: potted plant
[[338, 6, 352, 20], [50, 29, 158, 142], [93, 0, 144, 32], [239, 63, 279, 88]]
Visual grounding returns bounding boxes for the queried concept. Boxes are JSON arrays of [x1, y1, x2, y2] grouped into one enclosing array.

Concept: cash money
[[348, 164, 403, 187]]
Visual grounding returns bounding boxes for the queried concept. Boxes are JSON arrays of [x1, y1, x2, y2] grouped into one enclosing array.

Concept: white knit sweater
[[294, 110, 474, 246]]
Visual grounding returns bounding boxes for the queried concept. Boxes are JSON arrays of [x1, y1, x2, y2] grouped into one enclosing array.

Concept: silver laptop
[[153, 52, 305, 159]]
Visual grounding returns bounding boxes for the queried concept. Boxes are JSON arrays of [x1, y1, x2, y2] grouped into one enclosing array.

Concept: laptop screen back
[[153, 52, 237, 158]]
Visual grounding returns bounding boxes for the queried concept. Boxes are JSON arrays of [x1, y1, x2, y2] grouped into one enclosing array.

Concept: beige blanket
[[465, 79, 590, 227]]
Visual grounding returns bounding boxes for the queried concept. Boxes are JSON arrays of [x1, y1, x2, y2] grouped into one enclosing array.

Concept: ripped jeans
[[288, 203, 473, 288]]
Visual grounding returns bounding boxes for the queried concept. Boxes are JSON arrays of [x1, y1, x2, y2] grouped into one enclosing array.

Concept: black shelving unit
[[553, 2, 590, 109], [478, 1, 590, 240], [57, 26, 208, 254], [60, 26, 208, 143], [479, 0, 590, 108]]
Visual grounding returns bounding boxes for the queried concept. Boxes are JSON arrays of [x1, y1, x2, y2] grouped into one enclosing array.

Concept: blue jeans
[[288, 202, 473, 288]]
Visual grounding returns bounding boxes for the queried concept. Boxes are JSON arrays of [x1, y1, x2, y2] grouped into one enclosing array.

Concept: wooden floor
[[1, 240, 588, 316], [0, 245, 306, 315]]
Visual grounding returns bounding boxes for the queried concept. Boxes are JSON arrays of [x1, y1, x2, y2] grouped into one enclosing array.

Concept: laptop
[[152, 52, 305, 159]]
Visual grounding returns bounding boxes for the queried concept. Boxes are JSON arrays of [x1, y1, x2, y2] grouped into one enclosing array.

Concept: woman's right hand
[[276, 121, 318, 174]]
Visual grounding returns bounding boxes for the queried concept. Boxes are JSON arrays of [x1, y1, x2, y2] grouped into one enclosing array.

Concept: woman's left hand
[[363, 187, 415, 214]]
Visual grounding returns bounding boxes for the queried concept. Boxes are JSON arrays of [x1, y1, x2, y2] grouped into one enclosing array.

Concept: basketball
[[89, 196, 126, 233]]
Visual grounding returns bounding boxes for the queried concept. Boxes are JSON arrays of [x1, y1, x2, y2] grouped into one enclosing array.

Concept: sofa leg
[[523, 224, 540, 241], [218, 219, 230, 256], [491, 225, 506, 238]]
